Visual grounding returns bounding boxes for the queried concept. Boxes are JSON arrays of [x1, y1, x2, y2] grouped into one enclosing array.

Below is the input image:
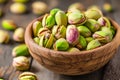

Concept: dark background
[[0, 0, 120, 80]]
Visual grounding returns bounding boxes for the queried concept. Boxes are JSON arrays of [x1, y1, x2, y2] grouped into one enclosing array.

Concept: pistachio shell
[[55, 11, 67, 26], [103, 3, 113, 12], [19, 72, 37, 80], [54, 38, 69, 51], [12, 44, 29, 57], [52, 25, 66, 39], [68, 12, 86, 25], [85, 9, 102, 20], [13, 0, 29, 3], [85, 19, 100, 32], [37, 27, 51, 37], [76, 35, 87, 49], [0, 30, 9, 44], [32, 1, 48, 15], [2, 20, 17, 30], [66, 25, 79, 46], [77, 25, 91, 37], [93, 31, 113, 43], [13, 28, 24, 42], [50, 8, 61, 16], [42, 14, 55, 29], [32, 21, 42, 37], [98, 17, 111, 27], [87, 39, 101, 50], [10, 3, 27, 14], [68, 47, 80, 53], [12, 56, 30, 71], [68, 2, 85, 11], [85, 37, 94, 43]]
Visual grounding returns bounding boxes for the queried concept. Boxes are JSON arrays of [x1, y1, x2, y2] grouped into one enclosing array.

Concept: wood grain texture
[[0, 0, 120, 79]]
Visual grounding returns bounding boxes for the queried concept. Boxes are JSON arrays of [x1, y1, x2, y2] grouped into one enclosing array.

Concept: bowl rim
[[25, 16, 120, 56]]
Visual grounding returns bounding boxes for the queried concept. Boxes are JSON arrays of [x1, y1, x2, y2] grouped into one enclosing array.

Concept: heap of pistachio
[[32, 7, 116, 52]]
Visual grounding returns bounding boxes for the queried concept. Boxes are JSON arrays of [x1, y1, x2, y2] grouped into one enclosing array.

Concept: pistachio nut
[[103, 3, 113, 12], [55, 11, 67, 26], [76, 35, 87, 49], [37, 27, 51, 37], [85, 37, 94, 43], [101, 26, 116, 36], [68, 47, 80, 53], [18, 72, 37, 80], [0, 30, 9, 44], [2, 20, 17, 30], [10, 3, 27, 14], [0, 0, 6, 3], [12, 44, 29, 57], [87, 39, 101, 50], [66, 25, 79, 46], [13, 0, 29, 3], [42, 14, 55, 29], [98, 17, 111, 27], [32, 21, 42, 37], [13, 28, 24, 42], [85, 19, 100, 32], [68, 2, 85, 11], [33, 37, 40, 44], [39, 34, 55, 49], [53, 38, 69, 51], [85, 9, 102, 20], [77, 25, 91, 37], [50, 8, 61, 16], [32, 1, 48, 15], [93, 31, 113, 43], [12, 56, 30, 71], [52, 25, 66, 39], [68, 11, 86, 25]]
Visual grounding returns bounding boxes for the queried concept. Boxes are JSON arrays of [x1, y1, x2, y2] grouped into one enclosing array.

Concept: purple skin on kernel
[[98, 18, 106, 26], [66, 26, 79, 44]]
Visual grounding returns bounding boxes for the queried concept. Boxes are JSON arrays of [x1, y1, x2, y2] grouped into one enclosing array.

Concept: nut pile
[[32, 7, 116, 51]]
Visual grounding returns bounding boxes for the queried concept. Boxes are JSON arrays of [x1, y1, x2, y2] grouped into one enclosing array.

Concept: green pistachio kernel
[[77, 25, 91, 37], [54, 38, 69, 51]]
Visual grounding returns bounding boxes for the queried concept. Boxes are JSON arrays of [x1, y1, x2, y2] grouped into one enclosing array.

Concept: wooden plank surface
[[0, 0, 120, 80]]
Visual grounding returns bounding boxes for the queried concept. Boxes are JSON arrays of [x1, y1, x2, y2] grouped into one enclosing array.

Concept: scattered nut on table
[[12, 44, 29, 57], [13, 27, 25, 42], [18, 72, 37, 80], [32, 1, 48, 15], [12, 56, 30, 71], [10, 3, 27, 14], [2, 20, 17, 30], [103, 3, 113, 12], [0, 30, 9, 44]]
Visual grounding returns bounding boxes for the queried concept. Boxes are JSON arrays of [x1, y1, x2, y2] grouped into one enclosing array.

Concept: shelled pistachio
[[53, 38, 69, 51], [32, 1, 48, 15], [18, 72, 37, 80], [0, 30, 9, 44], [13, 28, 24, 42], [98, 17, 111, 27], [33, 37, 40, 44], [12, 44, 29, 57], [12, 56, 30, 71], [68, 47, 80, 53], [10, 3, 27, 14], [85, 37, 94, 43], [2, 20, 17, 30], [103, 3, 113, 12], [87, 39, 101, 50]]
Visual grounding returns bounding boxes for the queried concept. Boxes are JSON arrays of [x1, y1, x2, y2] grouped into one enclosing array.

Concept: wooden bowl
[[25, 16, 120, 75]]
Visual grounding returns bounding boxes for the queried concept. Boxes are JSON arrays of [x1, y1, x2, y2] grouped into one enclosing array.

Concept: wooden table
[[0, 0, 120, 80]]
